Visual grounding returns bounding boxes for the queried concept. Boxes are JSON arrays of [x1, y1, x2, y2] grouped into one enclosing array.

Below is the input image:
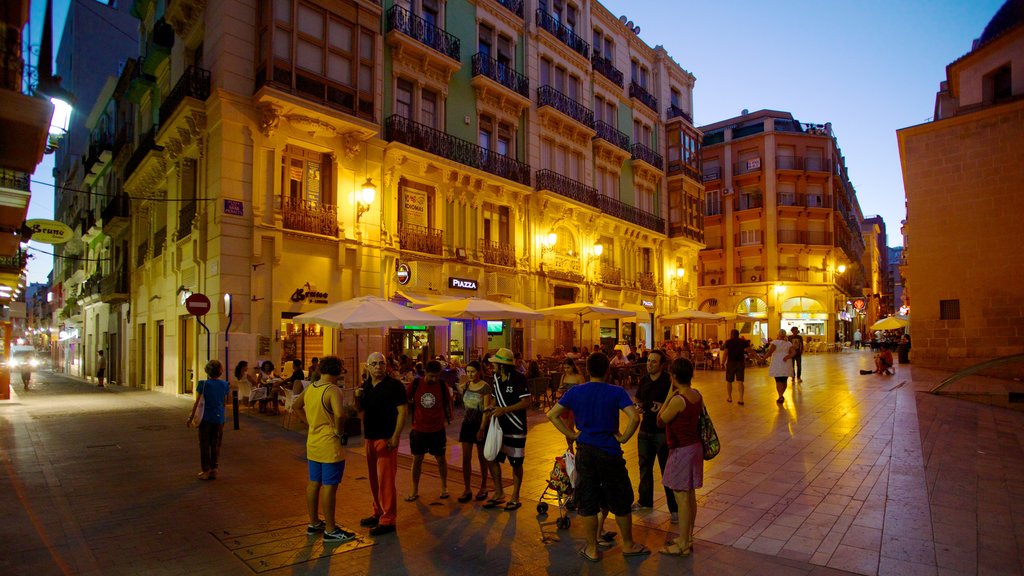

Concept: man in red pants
[[355, 352, 407, 536]]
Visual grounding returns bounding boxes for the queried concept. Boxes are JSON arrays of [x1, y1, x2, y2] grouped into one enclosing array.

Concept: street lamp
[[356, 178, 376, 222]]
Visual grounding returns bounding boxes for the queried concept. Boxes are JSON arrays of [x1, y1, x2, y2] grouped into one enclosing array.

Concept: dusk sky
[[24, 0, 1005, 283]]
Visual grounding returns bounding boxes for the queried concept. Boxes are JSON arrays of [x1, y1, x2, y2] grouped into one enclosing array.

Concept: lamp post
[[224, 294, 237, 429]]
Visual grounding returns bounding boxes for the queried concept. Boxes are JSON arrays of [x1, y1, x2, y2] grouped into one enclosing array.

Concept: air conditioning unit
[[750, 274, 761, 282], [486, 272, 516, 297], [709, 278, 718, 285], [405, 261, 442, 290], [722, 187, 734, 196]]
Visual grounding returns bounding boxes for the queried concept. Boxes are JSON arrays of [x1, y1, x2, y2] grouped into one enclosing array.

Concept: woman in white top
[[764, 329, 795, 404]]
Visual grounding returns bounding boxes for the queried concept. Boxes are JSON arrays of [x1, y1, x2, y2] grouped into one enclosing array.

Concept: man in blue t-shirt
[[548, 352, 649, 562]]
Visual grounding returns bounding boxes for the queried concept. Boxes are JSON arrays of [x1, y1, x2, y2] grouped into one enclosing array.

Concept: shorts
[[663, 443, 703, 492], [97, 368, 106, 378], [725, 360, 744, 383], [410, 429, 447, 457], [493, 434, 526, 467], [308, 459, 346, 486], [458, 410, 485, 444], [573, 444, 633, 517]]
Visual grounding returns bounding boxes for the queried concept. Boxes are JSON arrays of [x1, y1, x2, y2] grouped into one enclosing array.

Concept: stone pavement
[[1, 350, 1021, 576]]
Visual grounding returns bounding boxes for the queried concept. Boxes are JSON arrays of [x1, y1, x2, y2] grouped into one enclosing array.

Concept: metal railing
[[666, 105, 692, 123], [700, 271, 725, 286], [101, 194, 131, 225], [159, 65, 211, 126], [734, 159, 762, 175], [636, 272, 656, 292], [631, 143, 663, 170], [596, 194, 664, 233], [535, 169, 596, 204], [735, 230, 763, 246], [0, 169, 30, 192], [385, 115, 531, 186], [537, 85, 594, 128], [736, 194, 763, 210], [629, 81, 658, 112], [471, 53, 529, 98], [599, 263, 622, 285], [776, 155, 800, 170], [280, 197, 339, 237], [777, 266, 808, 282], [594, 120, 630, 152], [399, 222, 443, 255], [492, 0, 523, 18], [100, 270, 130, 301], [702, 169, 720, 182], [0, 250, 26, 272], [535, 10, 589, 58], [386, 5, 460, 62], [177, 200, 197, 241], [591, 54, 623, 87], [478, 238, 516, 267], [804, 156, 828, 172]]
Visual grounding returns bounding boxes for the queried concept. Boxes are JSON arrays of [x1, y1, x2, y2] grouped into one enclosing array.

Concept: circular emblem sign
[[396, 263, 411, 286], [185, 293, 212, 316], [26, 219, 73, 245], [852, 298, 866, 311]]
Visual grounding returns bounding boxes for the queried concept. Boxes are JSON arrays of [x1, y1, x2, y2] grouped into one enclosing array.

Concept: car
[[8, 347, 42, 370]]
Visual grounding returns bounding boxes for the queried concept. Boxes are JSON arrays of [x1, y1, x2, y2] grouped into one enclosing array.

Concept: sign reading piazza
[[449, 277, 477, 290]]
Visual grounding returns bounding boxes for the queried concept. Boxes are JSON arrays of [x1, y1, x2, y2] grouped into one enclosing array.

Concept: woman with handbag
[[656, 357, 703, 557], [456, 361, 493, 503], [187, 360, 231, 480]]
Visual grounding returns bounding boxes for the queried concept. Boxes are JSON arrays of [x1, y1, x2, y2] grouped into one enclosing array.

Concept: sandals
[[503, 500, 522, 511], [622, 544, 651, 557], [578, 547, 600, 563], [475, 490, 489, 501], [482, 497, 506, 509], [404, 494, 419, 502], [658, 543, 691, 557], [457, 492, 473, 503]]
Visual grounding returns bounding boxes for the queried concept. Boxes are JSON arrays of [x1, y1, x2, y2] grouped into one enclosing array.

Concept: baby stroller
[[536, 452, 575, 529]]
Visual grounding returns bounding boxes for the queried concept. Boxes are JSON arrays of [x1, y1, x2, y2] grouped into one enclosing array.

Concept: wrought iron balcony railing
[[159, 65, 211, 126], [280, 197, 339, 237], [385, 115, 531, 186], [0, 169, 30, 192], [0, 250, 27, 273], [629, 81, 657, 112], [478, 238, 516, 267], [399, 222, 443, 255], [599, 263, 622, 286], [596, 194, 664, 233], [636, 272, 656, 292], [386, 5, 460, 62], [594, 121, 630, 152], [537, 85, 594, 129], [177, 200, 197, 241], [666, 105, 692, 123], [493, 0, 523, 18], [100, 269, 130, 302], [631, 143, 663, 170], [535, 169, 596, 205], [101, 194, 131, 226], [535, 10, 589, 58], [471, 53, 529, 98], [591, 54, 623, 87]]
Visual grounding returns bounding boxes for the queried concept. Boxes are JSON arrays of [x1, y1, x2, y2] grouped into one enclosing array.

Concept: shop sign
[[641, 300, 654, 307], [397, 263, 411, 285], [291, 284, 328, 304], [449, 277, 478, 290], [852, 298, 866, 311], [26, 219, 73, 244]]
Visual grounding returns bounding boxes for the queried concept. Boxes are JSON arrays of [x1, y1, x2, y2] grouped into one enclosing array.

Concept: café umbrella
[[535, 302, 637, 348], [420, 298, 544, 321], [870, 316, 909, 331]]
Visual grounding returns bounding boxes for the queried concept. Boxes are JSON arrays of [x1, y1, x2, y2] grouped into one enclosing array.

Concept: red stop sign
[[185, 293, 212, 316]]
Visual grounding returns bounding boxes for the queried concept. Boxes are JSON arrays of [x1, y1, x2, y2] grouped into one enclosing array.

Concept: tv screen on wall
[[486, 320, 503, 334]]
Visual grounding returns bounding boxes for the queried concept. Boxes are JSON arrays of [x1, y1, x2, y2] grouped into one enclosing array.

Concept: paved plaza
[[1, 350, 1022, 576]]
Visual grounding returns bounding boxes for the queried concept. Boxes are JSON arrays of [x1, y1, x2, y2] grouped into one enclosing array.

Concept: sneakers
[[368, 524, 396, 536], [670, 512, 679, 524], [306, 520, 325, 535], [322, 528, 356, 543], [359, 515, 380, 527]]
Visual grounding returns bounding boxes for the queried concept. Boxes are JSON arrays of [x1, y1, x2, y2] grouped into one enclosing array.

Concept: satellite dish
[[619, 15, 627, 23]]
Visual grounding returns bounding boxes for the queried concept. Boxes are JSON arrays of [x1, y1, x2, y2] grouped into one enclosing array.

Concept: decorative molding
[[257, 103, 282, 138], [165, 0, 206, 37], [341, 133, 362, 159], [286, 114, 338, 139], [472, 84, 528, 127], [390, 43, 454, 97]]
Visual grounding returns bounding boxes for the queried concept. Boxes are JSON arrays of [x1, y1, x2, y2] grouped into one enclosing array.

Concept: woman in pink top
[[657, 357, 703, 557]]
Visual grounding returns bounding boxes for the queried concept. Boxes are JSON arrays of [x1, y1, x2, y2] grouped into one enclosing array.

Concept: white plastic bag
[[483, 416, 503, 461], [563, 449, 578, 488]]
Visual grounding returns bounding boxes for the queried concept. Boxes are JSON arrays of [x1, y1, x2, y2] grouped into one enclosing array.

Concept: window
[[480, 114, 515, 157], [983, 65, 1012, 103], [421, 89, 438, 128], [395, 77, 442, 128], [705, 190, 721, 216], [257, 0, 376, 119], [281, 144, 332, 206], [670, 88, 681, 108], [631, 59, 648, 88], [640, 248, 652, 274], [939, 299, 960, 320], [396, 78, 413, 118], [483, 203, 511, 245], [479, 24, 493, 57], [592, 29, 614, 60]]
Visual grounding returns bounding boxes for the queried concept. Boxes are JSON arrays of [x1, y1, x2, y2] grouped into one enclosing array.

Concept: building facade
[[897, 1, 1024, 372], [77, 0, 706, 394], [697, 110, 866, 346]]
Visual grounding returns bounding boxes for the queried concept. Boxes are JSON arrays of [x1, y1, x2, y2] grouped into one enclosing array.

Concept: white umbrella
[[420, 298, 544, 321], [536, 302, 637, 348], [293, 295, 450, 329], [660, 309, 724, 326]]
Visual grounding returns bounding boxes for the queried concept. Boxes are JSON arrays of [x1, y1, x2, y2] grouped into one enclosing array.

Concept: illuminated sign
[[397, 263, 411, 285], [449, 277, 478, 290], [291, 284, 328, 304], [641, 300, 654, 307], [852, 298, 866, 311], [26, 219, 73, 244]]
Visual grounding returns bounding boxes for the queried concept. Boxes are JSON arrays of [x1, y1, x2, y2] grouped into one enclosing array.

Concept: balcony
[[126, 58, 157, 103], [804, 156, 829, 172], [472, 53, 529, 98], [629, 81, 658, 113], [158, 65, 210, 127], [399, 222, 443, 256], [701, 271, 725, 286], [83, 131, 114, 184], [541, 253, 584, 283], [736, 194, 763, 211], [776, 155, 801, 170], [735, 230, 763, 246], [703, 236, 723, 249], [479, 238, 516, 267], [386, 5, 461, 64], [537, 85, 594, 130], [140, 18, 175, 75], [735, 267, 764, 284], [0, 169, 30, 193], [124, 126, 164, 184], [669, 221, 703, 243], [778, 266, 808, 282], [595, 194, 664, 233], [666, 105, 692, 123], [734, 158, 762, 176], [591, 54, 623, 87], [777, 230, 832, 246], [593, 118, 630, 152], [489, 0, 523, 18], [598, 263, 622, 286], [101, 269, 130, 303], [385, 115, 531, 186], [631, 143, 663, 171], [535, 169, 596, 205], [0, 250, 27, 274], [535, 10, 589, 59], [153, 227, 167, 258], [82, 273, 103, 301], [636, 272, 656, 292], [136, 239, 149, 267], [280, 197, 339, 237], [702, 169, 720, 182], [102, 195, 131, 236], [177, 200, 197, 241]]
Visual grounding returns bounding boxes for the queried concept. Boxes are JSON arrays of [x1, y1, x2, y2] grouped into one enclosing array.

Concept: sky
[[23, 0, 1005, 283]]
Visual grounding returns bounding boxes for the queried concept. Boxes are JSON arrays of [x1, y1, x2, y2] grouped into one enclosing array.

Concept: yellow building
[[107, 0, 704, 393], [897, 3, 1024, 372], [697, 110, 866, 346]]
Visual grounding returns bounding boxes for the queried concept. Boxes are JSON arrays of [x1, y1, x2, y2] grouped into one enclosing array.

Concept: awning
[[621, 303, 651, 323], [394, 289, 460, 308]]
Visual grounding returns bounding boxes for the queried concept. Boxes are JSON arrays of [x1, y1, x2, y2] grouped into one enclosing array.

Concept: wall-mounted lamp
[[593, 244, 603, 257], [177, 285, 193, 304], [540, 231, 558, 255], [356, 178, 376, 222], [837, 264, 847, 274], [675, 267, 685, 278]]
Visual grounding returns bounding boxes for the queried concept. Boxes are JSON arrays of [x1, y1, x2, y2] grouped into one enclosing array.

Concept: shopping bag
[[483, 416, 503, 461]]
